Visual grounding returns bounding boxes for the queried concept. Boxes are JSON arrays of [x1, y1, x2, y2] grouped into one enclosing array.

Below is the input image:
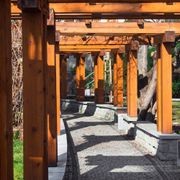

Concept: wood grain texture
[[0, 1, 13, 179]]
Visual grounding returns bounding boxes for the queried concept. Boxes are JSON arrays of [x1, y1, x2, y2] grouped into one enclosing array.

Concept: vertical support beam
[[127, 49, 138, 117], [126, 50, 130, 115], [55, 40, 61, 135], [95, 54, 105, 104], [155, 32, 174, 134], [46, 19, 57, 166], [94, 54, 98, 92], [116, 53, 124, 107], [0, 1, 13, 179], [76, 54, 85, 101], [60, 55, 67, 99], [158, 43, 172, 133], [157, 45, 162, 132], [113, 57, 117, 106], [21, 4, 48, 180]]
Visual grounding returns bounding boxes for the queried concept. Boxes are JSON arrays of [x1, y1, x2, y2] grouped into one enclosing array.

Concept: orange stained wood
[[49, 0, 180, 3], [76, 54, 85, 101], [127, 51, 138, 117], [0, 1, 13, 180], [95, 55, 105, 104], [94, 55, 98, 90], [126, 50, 130, 115], [11, 3, 180, 14], [60, 55, 67, 99], [113, 58, 117, 106], [46, 26, 57, 167], [60, 45, 124, 49], [22, 11, 48, 180], [59, 35, 132, 45], [157, 47, 162, 132], [49, 3, 180, 13], [56, 22, 180, 35], [116, 53, 124, 107], [158, 43, 172, 134], [55, 44, 61, 135]]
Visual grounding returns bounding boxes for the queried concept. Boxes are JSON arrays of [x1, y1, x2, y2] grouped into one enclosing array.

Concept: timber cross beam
[[56, 22, 180, 36], [11, 2, 180, 19]]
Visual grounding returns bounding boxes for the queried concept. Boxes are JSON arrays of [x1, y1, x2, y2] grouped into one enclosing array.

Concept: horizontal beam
[[55, 14, 180, 20], [49, 3, 180, 13], [59, 44, 124, 52], [56, 22, 180, 35], [59, 35, 132, 45], [49, 0, 180, 2], [11, 3, 180, 19]]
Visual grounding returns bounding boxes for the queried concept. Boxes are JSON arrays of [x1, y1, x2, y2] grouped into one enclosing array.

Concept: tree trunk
[[138, 46, 157, 121]]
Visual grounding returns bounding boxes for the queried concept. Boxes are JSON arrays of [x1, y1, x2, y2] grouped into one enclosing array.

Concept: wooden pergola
[[1, 0, 179, 179]]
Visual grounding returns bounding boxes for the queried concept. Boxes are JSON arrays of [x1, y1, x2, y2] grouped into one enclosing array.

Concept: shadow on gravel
[[81, 154, 176, 180], [76, 134, 134, 152], [68, 121, 114, 132]]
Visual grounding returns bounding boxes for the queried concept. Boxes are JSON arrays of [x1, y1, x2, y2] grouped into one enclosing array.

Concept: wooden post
[[113, 57, 117, 106], [95, 54, 105, 104], [127, 50, 130, 115], [156, 45, 162, 132], [94, 54, 98, 92], [116, 53, 124, 107], [155, 32, 174, 134], [55, 32, 61, 135], [127, 48, 138, 117], [60, 55, 67, 99], [76, 54, 85, 101], [46, 13, 57, 166], [0, 1, 13, 179], [159, 43, 172, 133], [21, 1, 48, 179]]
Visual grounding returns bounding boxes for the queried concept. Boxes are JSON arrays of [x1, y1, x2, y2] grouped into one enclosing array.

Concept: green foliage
[[172, 81, 180, 98], [13, 132, 23, 180], [172, 101, 180, 125], [147, 46, 156, 71]]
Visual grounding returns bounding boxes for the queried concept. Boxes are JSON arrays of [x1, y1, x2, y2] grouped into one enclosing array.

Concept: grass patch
[[13, 132, 23, 180], [173, 101, 180, 124]]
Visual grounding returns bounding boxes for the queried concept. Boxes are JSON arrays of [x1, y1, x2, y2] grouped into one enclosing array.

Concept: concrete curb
[[48, 118, 68, 180]]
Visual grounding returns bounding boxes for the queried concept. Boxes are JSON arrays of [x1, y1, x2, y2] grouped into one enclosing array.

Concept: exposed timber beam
[[49, 0, 180, 2], [55, 13, 180, 20], [11, 3, 180, 19], [59, 44, 124, 52], [56, 22, 180, 35], [59, 35, 132, 45], [49, 3, 180, 13]]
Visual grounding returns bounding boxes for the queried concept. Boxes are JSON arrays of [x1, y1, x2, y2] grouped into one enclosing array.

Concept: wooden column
[[95, 54, 105, 104], [126, 48, 138, 117], [156, 32, 173, 134], [94, 54, 98, 92], [46, 11, 57, 166], [116, 53, 124, 107], [60, 55, 67, 99], [55, 31, 61, 135], [157, 45, 162, 132], [76, 54, 85, 101], [21, 2, 48, 179], [0, 1, 13, 179], [113, 57, 117, 106]]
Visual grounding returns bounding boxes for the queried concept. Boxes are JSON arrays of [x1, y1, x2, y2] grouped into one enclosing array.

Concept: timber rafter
[[56, 22, 180, 35]]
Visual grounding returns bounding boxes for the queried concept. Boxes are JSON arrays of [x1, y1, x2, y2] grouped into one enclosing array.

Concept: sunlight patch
[[110, 165, 155, 173]]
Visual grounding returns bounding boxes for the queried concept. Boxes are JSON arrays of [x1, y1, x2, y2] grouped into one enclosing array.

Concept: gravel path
[[63, 113, 180, 180]]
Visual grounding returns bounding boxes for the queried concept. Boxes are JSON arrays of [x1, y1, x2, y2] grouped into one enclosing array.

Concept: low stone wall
[[118, 113, 180, 162], [61, 99, 117, 121]]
